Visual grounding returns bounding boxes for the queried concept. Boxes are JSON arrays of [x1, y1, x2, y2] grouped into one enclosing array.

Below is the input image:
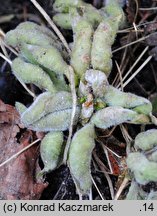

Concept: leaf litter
[[0, 99, 48, 200]]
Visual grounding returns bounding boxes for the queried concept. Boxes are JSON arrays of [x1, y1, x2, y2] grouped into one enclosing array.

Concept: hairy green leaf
[[68, 123, 95, 195], [12, 58, 56, 93], [40, 131, 64, 173]]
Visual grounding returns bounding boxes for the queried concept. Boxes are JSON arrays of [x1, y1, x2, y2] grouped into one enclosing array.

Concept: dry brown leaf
[[0, 99, 48, 200], [0, 99, 20, 124]]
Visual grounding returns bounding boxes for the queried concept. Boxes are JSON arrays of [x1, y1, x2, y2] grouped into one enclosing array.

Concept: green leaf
[[40, 131, 64, 173], [68, 123, 95, 195]]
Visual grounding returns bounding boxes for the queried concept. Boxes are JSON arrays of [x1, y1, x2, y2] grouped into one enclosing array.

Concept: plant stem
[[63, 66, 77, 164]]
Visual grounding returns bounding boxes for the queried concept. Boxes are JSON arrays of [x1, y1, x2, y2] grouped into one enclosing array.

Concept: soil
[[0, 0, 157, 200]]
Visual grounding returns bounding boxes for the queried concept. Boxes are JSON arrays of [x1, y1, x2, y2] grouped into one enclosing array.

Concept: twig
[[93, 151, 115, 199], [114, 177, 129, 200], [139, 7, 157, 11], [99, 126, 116, 138], [103, 147, 113, 174], [79, 194, 83, 200], [0, 139, 40, 168], [118, 29, 144, 33], [118, 20, 157, 33], [133, 0, 139, 23], [91, 177, 104, 200], [0, 15, 14, 24], [3, 42, 19, 56], [63, 66, 77, 164], [122, 55, 152, 88], [115, 60, 124, 91], [0, 52, 12, 65], [114, 44, 140, 87], [132, 22, 138, 38], [99, 141, 122, 159], [120, 125, 133, 144], [112, 33, 155, 53], [116, 46, 149, 88], [19, 79, 36, 98], [120, 125, 133, 155], [112, 32, 132, 86], [0, 40, 9, 59], [30, 0, 71, 54], [88, 188, 93, 200], [0, 52, 35, 98]]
